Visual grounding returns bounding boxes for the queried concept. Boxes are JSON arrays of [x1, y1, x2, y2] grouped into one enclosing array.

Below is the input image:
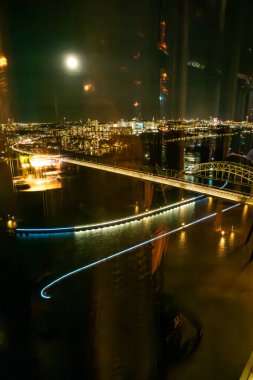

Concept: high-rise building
[[158, 0, 253, 121], [0, 10, 11, 124], [0, 47, 10, 123]]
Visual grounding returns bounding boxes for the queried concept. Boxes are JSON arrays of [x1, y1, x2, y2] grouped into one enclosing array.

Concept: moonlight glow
[[65, 55, 79, 70]]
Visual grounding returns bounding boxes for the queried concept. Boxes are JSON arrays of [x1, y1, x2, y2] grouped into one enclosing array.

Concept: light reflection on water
[[72, 199, 208, 265], [242, 204, 249, 223], [178, 231, 187, 250], [229, 231, 235, 247], [207, 196, 213, 212], [217, 236, 227, 258], [2, 134, 253, 379]]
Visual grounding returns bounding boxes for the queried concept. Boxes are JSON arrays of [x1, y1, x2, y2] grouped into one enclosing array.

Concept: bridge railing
[[11, 144, 253, 200], [65, 156, 253, 198]]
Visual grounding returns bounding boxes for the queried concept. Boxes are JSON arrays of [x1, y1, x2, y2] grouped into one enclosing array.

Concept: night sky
[[1, 0, 253, 122]]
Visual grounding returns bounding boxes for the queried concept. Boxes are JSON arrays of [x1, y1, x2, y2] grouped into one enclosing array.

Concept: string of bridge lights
[[40, 202, 240, 300]]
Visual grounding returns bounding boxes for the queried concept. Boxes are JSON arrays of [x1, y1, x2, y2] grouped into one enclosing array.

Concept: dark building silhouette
[[0, 37, 10, 123], [162, 0, 253, 121]]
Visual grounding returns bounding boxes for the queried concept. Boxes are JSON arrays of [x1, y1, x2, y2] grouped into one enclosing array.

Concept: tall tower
[[0, 35, 10, 123], [158, 18, 169, 119]]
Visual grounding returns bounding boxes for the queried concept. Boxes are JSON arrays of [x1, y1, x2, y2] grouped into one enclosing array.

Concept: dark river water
[[1, 130, 253, 379]]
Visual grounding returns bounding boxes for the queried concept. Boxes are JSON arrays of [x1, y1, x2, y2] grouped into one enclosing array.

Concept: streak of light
[[40, 203, 240, 299], [17, 195, 205, 235]]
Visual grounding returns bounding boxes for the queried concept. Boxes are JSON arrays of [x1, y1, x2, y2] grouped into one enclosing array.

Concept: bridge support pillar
[[215, 200, 223, 232], [144, 181, 154, 210]]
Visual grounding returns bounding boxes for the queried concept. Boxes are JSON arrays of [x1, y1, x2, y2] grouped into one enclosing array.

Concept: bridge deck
[[63, 158, 253, 205]]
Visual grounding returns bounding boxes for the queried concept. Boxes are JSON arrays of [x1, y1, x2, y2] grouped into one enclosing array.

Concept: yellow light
[[179, 231, 186, 248], [242, 205, 248, 223], [221, 230, 225, 236], [30, 155, 60, 169], [207, 197, 213, 212], [220, 237, 225, 244], [229, 231, 235, 245], [7, 218, 16, 229], [0, 56, 7, 68], [133, 101, 139, 107], [218, 236, 226, 258], [84, 83, 94, 92], [134, 201, 139, 214]]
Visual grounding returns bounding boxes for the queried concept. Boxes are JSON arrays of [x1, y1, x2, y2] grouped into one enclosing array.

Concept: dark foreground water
[[1, 157, 253, 379]]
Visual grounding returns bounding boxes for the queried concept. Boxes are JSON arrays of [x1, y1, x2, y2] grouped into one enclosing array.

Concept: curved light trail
[[40, 202, 240, 300], [16, 195, 205, 235], [17, 181, 228, 236]]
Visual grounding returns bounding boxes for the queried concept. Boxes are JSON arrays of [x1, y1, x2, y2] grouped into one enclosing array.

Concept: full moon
[[65, 55, 79, 70]]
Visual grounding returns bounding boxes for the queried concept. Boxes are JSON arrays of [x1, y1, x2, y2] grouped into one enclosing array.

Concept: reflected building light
[[207, 197, 213, 212], [30, 155, 61, 169], [179, 206, 186, 217], [217, 236, 227, 258], [0, 56, 8, 68], [242, 205, 248, 223], [179, 231, 186, 248], [229, 231, 235, 248]]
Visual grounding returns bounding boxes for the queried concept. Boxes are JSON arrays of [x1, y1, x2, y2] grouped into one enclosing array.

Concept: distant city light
[[188, 60, 205, 70], [133, 101, 139, 107]]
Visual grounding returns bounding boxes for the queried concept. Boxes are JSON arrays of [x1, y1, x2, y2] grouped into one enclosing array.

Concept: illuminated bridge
[[11, 145, 253, 205], [62, 157, 253, 205]]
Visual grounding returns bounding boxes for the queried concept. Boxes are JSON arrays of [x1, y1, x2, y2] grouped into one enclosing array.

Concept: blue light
[[17, 195, 204, 236], [40, 202, 240, 300], [220, 180, 228, 189], [16, 226, 74, 233]]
